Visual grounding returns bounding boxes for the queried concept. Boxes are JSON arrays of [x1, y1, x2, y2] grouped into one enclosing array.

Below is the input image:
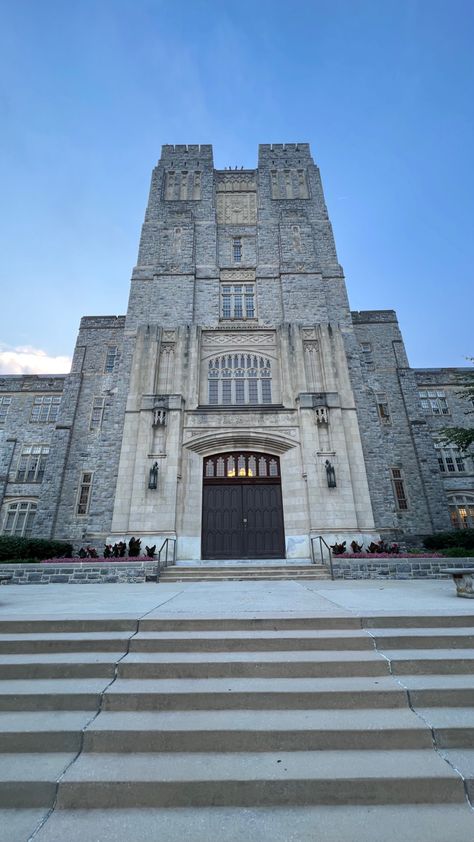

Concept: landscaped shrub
[[423, 530, 474, 550], [441, 547, 474, 558], [0, 537, 73, 562]]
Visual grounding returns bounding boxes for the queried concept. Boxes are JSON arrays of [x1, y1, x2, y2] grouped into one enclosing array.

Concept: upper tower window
[[104, 346, 118, 373], [232, 237, 242, 263], [221, 283, 255, 320]]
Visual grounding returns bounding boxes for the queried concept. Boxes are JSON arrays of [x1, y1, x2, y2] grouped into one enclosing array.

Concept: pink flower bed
[[334, 552, 442, 559], [41, 556, 155, 564]]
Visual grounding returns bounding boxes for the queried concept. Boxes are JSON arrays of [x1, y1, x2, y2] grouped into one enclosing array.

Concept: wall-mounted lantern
[[325, 459, 336, 488], [148, 461, 159, 490]]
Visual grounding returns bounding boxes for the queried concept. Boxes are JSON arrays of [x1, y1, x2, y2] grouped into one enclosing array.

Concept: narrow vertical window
[[391, 468, 408, 511], [232, 237, 242, 263], [90, 397, 105, 431], [165, 171, 175, 200], [0, 396, 12, 424], [77, 471, 93, 516], [104, 346, 118, 373]]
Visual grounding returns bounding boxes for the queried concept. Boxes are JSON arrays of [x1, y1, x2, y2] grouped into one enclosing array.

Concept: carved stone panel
[[202, 331, 275, 347], [217, 193, 257, 225]]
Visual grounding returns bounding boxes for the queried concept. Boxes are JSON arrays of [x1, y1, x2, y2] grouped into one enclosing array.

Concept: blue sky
[[0, 0, 473, 373]]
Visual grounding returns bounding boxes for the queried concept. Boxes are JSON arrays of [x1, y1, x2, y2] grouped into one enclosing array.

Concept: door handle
[[242, 518, 248, 524]]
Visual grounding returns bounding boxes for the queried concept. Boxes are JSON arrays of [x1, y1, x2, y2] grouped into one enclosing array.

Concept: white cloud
[[0, 344, 72, 375]]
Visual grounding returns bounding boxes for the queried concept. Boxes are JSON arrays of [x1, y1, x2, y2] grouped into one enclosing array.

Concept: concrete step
[[398, 674, 474, 706], [117, 649, 389, 679], [371, 627, 474, 649], [160, 574, 330, 581], [0, 711, 93, 752], [130, 629, 375, 651], [54, 750, 465, 808], [137, 615, 474, 631], [0, 652, 119, 679], [0, 752, 75, 807], [0, 619, 137, 634], [0, 678, 111, 710], [104, 675, 408, 711], [417, 707, 474, 748], [383, 648, 474, 674], [0, 631, 133, 654], [82, 708, 433, 752], [27, 805, 474, 842]]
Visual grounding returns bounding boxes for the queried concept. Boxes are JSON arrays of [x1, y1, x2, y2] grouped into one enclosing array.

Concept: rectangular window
[[419, 390, 450, 415], [391, 468, 408, 510], [16, 445, 49, 483], [31, 396, 61, 423], [220, 283, 255, 320], [208, 381, 218, 405], [361, 342, 374, 366], [77, 471, 93, 516], [104, 346, 118, 373], [232, 237, 242, 263], [436, 445, 466, 473], [377, 399, 391, 424], [0, 396, 12, 424], [261, 379, 272, 404], [90, 397, 105, 431]]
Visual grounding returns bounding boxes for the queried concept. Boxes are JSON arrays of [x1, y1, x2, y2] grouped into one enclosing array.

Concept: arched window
[[2, 501, 37, 537], [208, 354, 272, 405], [448, 494, 474, 529]]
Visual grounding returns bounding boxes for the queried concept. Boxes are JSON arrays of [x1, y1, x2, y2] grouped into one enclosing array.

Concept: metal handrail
[[310, 535, 334, 580], [157, 538, 176, 572]]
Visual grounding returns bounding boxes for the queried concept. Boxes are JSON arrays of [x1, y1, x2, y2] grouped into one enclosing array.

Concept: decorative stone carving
[[202, 332, 274, 346], [314, 406, 329, 424], [220, 269, 255, 281], [216, 192, 257, 225], [152, 409, 167, 427], [216, 173, 256, 192], [162, 331, 176, 342]]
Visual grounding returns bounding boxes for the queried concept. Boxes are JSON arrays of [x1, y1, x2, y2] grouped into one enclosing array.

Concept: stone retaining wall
[[0, 561, 159, 585], [331, 558, 474, 579]]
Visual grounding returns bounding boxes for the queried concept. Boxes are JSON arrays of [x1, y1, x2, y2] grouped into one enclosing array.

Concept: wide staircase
[[159, 559, 330, 582], [1, 614, 474, 841]]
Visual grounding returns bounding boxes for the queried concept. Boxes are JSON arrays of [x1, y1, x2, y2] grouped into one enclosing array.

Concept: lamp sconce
[[148, 461, 159, 490], [325, 459, 337, 488]]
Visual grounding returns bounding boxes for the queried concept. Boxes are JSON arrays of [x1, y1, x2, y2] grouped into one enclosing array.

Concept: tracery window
[[203, 452, 280, 480], [208, 354, 272, 405]]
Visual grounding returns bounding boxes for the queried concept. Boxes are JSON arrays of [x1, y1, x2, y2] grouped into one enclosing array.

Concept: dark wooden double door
[[202, 481, 285, 560]]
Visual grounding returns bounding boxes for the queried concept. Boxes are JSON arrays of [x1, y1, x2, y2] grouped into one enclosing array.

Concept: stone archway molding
[[183, 430, 297, 456]]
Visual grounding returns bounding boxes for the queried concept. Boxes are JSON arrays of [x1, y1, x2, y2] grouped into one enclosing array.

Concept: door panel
[[243, 484, 285, 558], [202, 484, 243, 559]]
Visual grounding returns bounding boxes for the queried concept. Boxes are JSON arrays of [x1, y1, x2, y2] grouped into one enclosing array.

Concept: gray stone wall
[[0, 561, 157, 584], [0, 375, 66, 533]]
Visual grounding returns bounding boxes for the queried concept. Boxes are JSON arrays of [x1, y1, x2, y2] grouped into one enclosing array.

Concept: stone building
[[0, 143, 473, 559]]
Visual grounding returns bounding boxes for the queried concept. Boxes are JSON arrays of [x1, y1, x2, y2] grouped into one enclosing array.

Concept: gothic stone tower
[[2, 143, 455, 557], [108, 142, 380, 559]]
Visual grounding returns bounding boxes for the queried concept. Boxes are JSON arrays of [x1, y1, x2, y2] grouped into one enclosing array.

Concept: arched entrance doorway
[[201, 452, 286, 559]]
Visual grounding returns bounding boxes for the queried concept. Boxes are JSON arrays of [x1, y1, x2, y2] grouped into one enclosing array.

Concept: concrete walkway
[[0, 578, 470, 622]]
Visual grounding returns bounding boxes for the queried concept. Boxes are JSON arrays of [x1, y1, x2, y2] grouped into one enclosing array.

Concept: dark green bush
[[441, 547, 474, 558], [423, 530, 474, 550], [0, 537, 73, 562]]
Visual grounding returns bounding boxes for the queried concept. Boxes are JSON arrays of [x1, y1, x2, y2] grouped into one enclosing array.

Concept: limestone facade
[[0, 143, 472, 557]]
